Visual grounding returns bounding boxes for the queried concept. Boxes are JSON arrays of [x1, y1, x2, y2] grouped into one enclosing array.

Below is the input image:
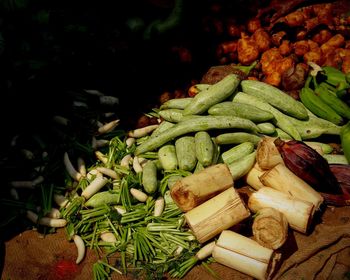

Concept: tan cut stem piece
[[252, 207, 288, 250], [256, 137, 283, 170], [212, 230, 281, 280], [185, 187, 250, 243], [244, 162, 266, 190], [259, 163, 324, 212], [248, 187, 314, 234], [171, 163, 233, 212]]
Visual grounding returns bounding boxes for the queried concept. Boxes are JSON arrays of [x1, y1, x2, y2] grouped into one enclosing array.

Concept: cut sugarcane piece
[[171, 163, 233, 212], [248, 187, 314, 234], [244, 162, 266, 191], [212, 230, 281, 280], [185, 187, 250, 243], [252, 207, 288, 250], [256, 137, 283, 170], [259, 163, 324, 212]]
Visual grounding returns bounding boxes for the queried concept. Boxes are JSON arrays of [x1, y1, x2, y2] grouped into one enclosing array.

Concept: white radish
[[99, 95, 119, 106], [10, 188, 19, 200], [114, 206, 126, 215], [73, 101, 88, 108], [96, 167, 120, 179], [97, 119, 120, 134], [84, 89, 104, 96], [128, 124, 159, 138], [100, 231, 117, 243], [86, 168, 102, 180], [104, 112, 115, 118], [95, 151, 108, 164], [154, 197, 165, 217], [92, 137, 110, 150], [64, 152, 82, 181], [120, 154, 132, 168], [195, 241, 216, 260], [73, 234, 85, 264], [132, 156, 143, 173], [53, 115, 69, 126], [138, 157, 149, 168], [32, 175, 44, 186], [81, 176, 108, 200], [45, 207, 62, 219], [130, 188, 148, 202], [21, 149, 34, 160], [126, 137, 135, 148], [26, 210, 67, 227], [77, 157, 87, 177], [53, 193, 69, 208], [10, 180, 34, 189]]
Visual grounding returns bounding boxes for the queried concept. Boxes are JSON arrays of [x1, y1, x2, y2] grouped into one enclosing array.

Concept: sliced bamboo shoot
[[252, 207, 288, 250], [171, 164, 234, 212], [256, 137, 283, 170], [185, 187, 250, 243], [244, 162, 266, 190], [259, 163, 324, 212], [212, 230, 281, 280], [248, 187, 314, 233]]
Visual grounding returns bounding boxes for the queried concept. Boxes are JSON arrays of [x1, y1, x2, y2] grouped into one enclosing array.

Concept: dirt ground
[[2, 205, 350, 280]]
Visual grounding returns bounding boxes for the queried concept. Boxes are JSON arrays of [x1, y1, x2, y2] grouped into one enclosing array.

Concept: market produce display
[[2, 1, 350, 280]]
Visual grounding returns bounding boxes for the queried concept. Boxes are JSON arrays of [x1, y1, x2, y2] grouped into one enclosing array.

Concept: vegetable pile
[[3, 59, 350, 280]]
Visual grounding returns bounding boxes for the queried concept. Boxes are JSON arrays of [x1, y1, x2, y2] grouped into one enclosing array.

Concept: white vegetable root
[[128, 124, 159, 138], [81, 176, 109, 200], [73, 234, 86, 264], [130, 188, 148, 202], [154, 197, 165, 217], [64, 152, 82, 181], [97, 119, 120, 134], [26, 210, 67, 227]]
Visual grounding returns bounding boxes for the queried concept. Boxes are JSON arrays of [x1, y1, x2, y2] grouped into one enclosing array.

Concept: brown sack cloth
[[2, 206, 350, 280]]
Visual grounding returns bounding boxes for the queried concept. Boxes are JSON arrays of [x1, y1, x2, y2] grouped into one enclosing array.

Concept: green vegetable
[[175, 136, 197, 171], [194, 131, 214, 167], [142, 160, 158, 194], [134, 115, 258, 155], [256, 122, 276, 135], [215, 132, 261, 146], [85, 190, 120, 208], [221, 142, 255, 165], [340, 121, 350, 163], [158, 144, 178, 170], [183, 74, 241, 115], [227, 151, 257, 180], [241, 79, 308, 120], [207, 101, 274, 122], [160, 97, 193, 110]]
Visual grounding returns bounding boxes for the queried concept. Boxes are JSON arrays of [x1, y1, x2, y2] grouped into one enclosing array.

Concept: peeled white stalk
[[259, 163, 324, 212], [10, 180, 34, 189], [195, 241, 216, 260], [86, 169, 102, 180], [244, 162, 266, 191], [128, 124, 159, 138], [97, 119, 120, 134], [248, 187, 314, 234], [73, 235, 85, 264], [96, 166, 120, 179], [64, 152, 82, 181], [185, 187, 250, 243], [212, 230, 280, 280], [81, 176, 109, 200]]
